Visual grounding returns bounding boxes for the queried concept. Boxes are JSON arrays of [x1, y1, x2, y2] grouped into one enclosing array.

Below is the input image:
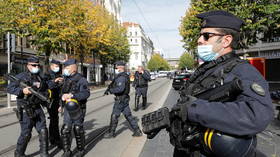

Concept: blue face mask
[[63, 69, 71, 76], [52, 67, 60, 73], [197, 45, 219, 62], [31, 67, 40, 74]]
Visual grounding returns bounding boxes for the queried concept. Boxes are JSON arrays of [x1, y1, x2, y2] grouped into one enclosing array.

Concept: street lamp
[[91, 48, 98, 85]]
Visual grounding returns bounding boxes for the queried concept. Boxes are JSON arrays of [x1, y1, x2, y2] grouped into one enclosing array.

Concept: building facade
[[123, 22, 154, 70], [91, 0, 122, 22]]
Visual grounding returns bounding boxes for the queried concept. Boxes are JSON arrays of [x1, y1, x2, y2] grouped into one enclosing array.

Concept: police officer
[[44, 59, 63, 148], [169, 10, 273, 156], [7, 56, 50, 157], [104, 61, 142, 138], [58, 59, 90, 157], [133, 66, 151, 111]]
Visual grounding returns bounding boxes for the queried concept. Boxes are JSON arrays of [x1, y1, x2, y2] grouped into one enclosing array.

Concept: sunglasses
[[29, 64, 40, 67], [199, 32, 225, 41]]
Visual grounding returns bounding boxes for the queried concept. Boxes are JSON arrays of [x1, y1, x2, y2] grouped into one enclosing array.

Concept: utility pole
[[7, 32, 11, 108]]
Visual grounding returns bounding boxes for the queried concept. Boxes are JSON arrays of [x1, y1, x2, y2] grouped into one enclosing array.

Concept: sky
[[121, 0, 190, 58]]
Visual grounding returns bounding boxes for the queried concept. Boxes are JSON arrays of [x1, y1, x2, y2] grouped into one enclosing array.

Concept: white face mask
[[63, 69, 71, 76], [115, 69, 120, 74], [30, 67, 40, 74], [52, 67, 60, 73], [197, 45, 220, 62]]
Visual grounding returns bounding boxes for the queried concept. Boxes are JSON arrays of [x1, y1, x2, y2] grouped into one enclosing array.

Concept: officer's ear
[[222, 35, 233, 48]]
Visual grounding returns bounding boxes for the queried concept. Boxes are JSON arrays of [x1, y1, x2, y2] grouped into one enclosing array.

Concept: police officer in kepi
[[168, 10, 274, 157], [133, 65, 151, 111], [7, 56, 50, 157], [44, 59, 63, 148], [58, 59, 90, 157], [104, 61, 142, 138]]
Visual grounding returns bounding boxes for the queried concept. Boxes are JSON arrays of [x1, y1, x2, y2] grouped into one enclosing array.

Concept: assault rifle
[[103, 79, 115, 96], [5, 74, 51, 104], [142, 78, 243, 139]]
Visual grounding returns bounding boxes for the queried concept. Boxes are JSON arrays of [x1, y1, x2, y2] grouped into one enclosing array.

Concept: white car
[[150, 74, 156, 80]]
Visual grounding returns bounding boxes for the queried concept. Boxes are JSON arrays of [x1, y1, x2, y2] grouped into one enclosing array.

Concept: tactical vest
[[186, 53, 247, 97], [135, 71, 148, 87], [114, 72, 130, 96], [19, 72, 47, 106], [61, 73, 87, 108]]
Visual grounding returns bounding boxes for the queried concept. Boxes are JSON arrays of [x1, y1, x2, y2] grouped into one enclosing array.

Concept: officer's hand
[[58, 106, 63, 113], [55, 77, 63, 83], [23, 87, 32, 95], [171, 95, 197, 121], [62, 93, 73, 101]]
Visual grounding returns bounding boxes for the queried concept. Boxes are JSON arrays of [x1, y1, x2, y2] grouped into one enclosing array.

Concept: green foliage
[[178, 52, 195, 70], [180, 0, 280, 54], [0, 0, 130, 65], [147, 54, 170, 71]]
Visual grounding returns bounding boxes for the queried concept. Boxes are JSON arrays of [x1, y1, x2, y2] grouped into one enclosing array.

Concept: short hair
[[215, 28, 240, 49]]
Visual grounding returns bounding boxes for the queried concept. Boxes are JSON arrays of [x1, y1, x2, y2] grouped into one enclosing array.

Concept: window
[[135, 32, 137, 36], [135, 53, 138, 60], [129, 32, 132, 36], [135, 39, 137, 43]]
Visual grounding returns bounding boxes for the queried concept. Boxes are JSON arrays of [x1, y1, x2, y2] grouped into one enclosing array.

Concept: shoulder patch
[[251, 83, 265, 96]]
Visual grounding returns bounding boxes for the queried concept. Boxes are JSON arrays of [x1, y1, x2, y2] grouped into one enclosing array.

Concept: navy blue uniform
[[175, 53, 274, 156], [105, 72, 142, 137], [44, 70, 62, 146], [133, 70, 151, 110], [7, 72, 49, 157], [60, 72, 90, 157]]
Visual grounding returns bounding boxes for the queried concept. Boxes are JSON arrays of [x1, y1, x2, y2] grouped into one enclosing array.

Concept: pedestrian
[[133, 65, 151, 111], [7, 56, 50, 157], [103, 61, 142, 138], [59, 59, 90, 157], [169, 10, 273, 156], [44, 59, 63, 148]]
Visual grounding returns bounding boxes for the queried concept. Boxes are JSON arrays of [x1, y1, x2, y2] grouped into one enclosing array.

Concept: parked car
[[158, 71, 168, 77], [150, 74, 156, 80], [172, 73, 191, 90]]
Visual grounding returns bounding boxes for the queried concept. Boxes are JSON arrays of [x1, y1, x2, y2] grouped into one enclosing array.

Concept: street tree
[[180, 0, 280, 54], [178, 52, 195, 70], [147, 54, 170, 71]]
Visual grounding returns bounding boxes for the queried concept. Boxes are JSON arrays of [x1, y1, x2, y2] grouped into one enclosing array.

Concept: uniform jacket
[[133, 70, 151, 88], [7, 71, 48, 106], [186, 52, 274, 136]]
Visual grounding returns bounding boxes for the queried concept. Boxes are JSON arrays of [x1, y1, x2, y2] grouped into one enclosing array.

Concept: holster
[[23, 104, 35, 119], [14, 107, 23, 121]]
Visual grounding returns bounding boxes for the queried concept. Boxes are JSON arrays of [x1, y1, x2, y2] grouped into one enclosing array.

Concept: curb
[[120, 81, 172, 157]]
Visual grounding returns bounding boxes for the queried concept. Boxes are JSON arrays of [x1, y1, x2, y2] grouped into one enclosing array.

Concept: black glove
[[104, 89, 110, 95], [171, 95, 197, 122]]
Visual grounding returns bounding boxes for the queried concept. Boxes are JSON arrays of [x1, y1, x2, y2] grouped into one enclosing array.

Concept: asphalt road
[[140, 87, 280, 157], [0, 78, 172, 157]]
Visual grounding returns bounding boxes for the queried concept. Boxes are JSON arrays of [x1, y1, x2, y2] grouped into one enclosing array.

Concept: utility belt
[[136, 84, 148, 88], [115, 95, 129, 101]]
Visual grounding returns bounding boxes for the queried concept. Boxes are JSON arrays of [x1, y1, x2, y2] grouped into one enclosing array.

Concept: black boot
[[132, 127, 143, 137], [134, 96, 140, 111], [73, 125, 85, 157], [14, 134, 31, 157], [61, 124, 72, 157], [124, 114, 143, 137], [39, 128, 49, 157], [104, 114, 119, 138], [142, 97, 147, 110]]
